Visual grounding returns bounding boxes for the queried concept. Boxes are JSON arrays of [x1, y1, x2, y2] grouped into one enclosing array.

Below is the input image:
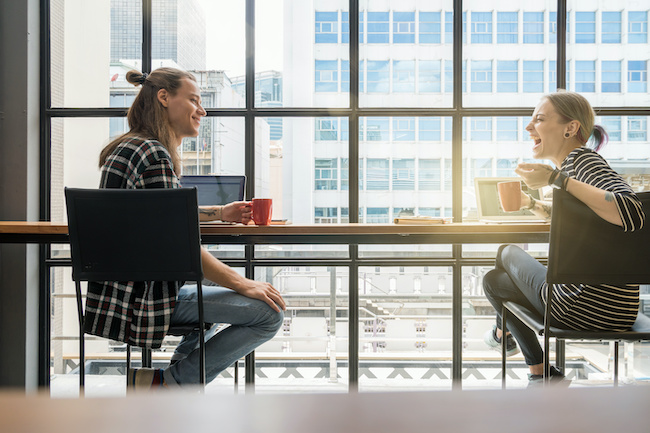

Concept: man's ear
[[157, 88, 169, 108]]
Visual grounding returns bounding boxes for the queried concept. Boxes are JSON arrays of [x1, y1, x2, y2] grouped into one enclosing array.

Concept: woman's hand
[[236, 279, 286, 312], [222, 201, 252, 224], [515, 163, 556, 189]]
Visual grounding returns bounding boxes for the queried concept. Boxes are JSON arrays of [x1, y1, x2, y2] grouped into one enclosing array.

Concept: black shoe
[[484, 325, 520, 356], [527, 366, 571, 388]]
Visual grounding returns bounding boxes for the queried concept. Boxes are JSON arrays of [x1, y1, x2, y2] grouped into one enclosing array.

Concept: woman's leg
[[483, 245, 549, 367], [163, 285, 284, 386]]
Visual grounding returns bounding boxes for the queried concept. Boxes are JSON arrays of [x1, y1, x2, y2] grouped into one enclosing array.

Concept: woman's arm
[[198, 201, 252, 223], [200, 248, 285, 312], [564, 178, 623, 226], [520, 192, 553, 221]]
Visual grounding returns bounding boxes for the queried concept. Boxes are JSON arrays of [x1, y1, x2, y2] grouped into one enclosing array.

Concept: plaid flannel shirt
[[84, 137, 182, 348]]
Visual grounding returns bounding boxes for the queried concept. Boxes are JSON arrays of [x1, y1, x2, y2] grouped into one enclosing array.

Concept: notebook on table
[[474, 177, 545, 223], [179, 175, 246, 206]]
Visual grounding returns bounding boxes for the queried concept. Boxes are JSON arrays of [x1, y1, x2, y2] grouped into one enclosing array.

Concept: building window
[[314, 207, 338, 224], [367, 159, 389, 190], [575, 11, 596, 43], [575, 60, 596, 92], [628, 61, 648, 93], [471, 12, 492, 43], [341, 117, 349, 141], [523, 12, 544, 43], [523, 61, 544, 93], [601, 117, 621, 142], [419, 60, 441, 92], [365, 118, 390, 141], [315, 118, 338, 141], [601, 11, 621, 43], [393, 159, 415, 190], [628, 117, 647, 141], [315, 158, 338, 190], [418, 207, 441, 217], [549, 11, 570, 44], [341, 60, 349, 92], [628, 11, 648, 43], [367, 12, 389, 43], [393, 11, 415, 43], [393, 60, 415, 92], [419, 11, 441, 43], [497, 60, 518, 92], [315, 12, 338, 43], [497, 117, 518, 141], [341, 158, 349, 190], [419, 117, 441, 141], [419, 159, 441, 190], [367, 60, 390, 93], [471, 118, 492, 141], [393, 118, 415, 141], [549, 60, 570, 91], [315, 60, 338, 92], [497, 12, 517, 43], [367, 207, 390, 223], [497, 158, 518, 176], [472, 158, 492, 180], [471, 60, 492, 92], [601, 61, 621, 93]]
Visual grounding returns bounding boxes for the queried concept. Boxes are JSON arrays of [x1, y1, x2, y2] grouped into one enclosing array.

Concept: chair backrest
[[547, 189, 650, 285], [65, 187, 203, 282]]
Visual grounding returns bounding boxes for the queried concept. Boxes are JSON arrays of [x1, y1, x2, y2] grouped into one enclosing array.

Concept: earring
[[564, 132, 570, 138]]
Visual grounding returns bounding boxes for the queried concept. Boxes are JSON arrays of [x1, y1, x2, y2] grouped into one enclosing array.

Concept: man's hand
[[222, 201, 252, 224], [236, 279, 286, 312], [515, 163, 556, 189]]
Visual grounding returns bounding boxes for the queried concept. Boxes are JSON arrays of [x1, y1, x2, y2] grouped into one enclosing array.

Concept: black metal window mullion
[[556, 0, 567, 90], [142, 0, 152, 74]]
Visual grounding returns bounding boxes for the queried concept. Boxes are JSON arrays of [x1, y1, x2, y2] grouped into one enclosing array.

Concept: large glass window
[[315, 158, 338, 190], [419, 60, 441, 92], [419, 117, 442, 141], [393, 118, 416, 141], [419, 159, 441, 190], [315, 60, 338, 92], [601, 117, 622, 141], [628, 117, 648, 141], [393, 60, 415, 92], [392, 159, 415, 190], [367, 61, 390, 93], [366, 159, 390, 190]]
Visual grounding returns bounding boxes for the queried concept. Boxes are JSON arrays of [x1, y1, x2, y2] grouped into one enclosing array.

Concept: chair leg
[[74, 281, 85, 396], [501, 307, 507, 389], [126, 345, 131, 387], [197, 281, 206, 388], [142, 347, 152, 368], [543, 334, 550, 385], [613, 341, 619, 387], [555, 339, 565, 374]]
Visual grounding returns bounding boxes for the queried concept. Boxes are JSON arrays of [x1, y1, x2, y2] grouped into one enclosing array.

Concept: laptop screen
[[179, 175, 246, 206], [474, 177, 543, 222]]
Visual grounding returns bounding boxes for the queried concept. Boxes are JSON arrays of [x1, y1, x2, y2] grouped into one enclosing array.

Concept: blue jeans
[[482, 244, 566, 366], [162, 284, 284, 386]]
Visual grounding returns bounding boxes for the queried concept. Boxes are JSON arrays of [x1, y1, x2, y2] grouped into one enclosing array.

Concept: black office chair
[[501, 189, 650, 387], [65, 187, 207, 394]]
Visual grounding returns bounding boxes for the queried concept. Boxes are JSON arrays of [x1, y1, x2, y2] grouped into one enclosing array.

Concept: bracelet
[[548, 168, 560, 186], [521, 193, 536, 211], [216, 206, 223, 221], [550, 171, 569, 190]]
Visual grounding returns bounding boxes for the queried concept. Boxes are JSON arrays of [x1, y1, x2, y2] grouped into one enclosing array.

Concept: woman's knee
[[482, 269, 502, 297], [496, 244, 524, 269]]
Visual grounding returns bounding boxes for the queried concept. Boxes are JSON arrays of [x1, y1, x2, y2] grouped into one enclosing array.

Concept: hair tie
[[140, 72, 148, 85]]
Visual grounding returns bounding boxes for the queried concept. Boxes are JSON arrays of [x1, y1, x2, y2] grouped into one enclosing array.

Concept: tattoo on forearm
[[199, 208, 218, 216], [605, 191, 615, 202], [541, 203, 553, 218]]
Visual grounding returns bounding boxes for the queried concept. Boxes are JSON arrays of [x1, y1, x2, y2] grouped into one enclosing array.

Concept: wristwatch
[[549, 169, 569, 190]]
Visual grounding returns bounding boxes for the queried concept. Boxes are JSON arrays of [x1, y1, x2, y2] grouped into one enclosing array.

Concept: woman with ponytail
[[482, 91, 645, 387], [90, 68, 285, 390]]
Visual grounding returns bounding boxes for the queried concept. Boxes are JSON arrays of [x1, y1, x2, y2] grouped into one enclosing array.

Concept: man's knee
[[264, 308, 285, 334]]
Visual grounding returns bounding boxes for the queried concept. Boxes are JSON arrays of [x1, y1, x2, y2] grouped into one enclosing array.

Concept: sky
[[199, 0, 284, 78]]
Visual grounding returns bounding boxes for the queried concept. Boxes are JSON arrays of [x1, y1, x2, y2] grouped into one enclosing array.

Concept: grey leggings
[[482, 244, 566, 365]]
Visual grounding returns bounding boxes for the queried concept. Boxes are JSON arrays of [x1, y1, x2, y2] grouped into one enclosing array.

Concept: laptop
[[179, 175, 246, 206], [474, 177, 545, 223]]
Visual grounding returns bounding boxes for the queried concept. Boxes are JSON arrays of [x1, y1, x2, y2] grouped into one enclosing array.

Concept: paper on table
[[393, 216, 452, 225]]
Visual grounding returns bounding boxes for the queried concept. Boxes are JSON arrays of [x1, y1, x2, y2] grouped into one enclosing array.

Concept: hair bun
[[125, 70, 148, 86]]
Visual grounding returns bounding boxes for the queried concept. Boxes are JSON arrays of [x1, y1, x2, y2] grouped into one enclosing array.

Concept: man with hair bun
[[482, 91, 645, 387]]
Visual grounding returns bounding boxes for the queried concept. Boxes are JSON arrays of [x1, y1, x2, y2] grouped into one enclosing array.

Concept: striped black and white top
[[541, 147, 646, 331]]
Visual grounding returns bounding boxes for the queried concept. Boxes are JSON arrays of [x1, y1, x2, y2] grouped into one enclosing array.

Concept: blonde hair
[[543, 91, 608, 151], [99, 67, 197, 172]]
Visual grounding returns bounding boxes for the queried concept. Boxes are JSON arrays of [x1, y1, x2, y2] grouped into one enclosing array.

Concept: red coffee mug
[[497, 181, 522, 212], [252, 198, 273, 225]]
